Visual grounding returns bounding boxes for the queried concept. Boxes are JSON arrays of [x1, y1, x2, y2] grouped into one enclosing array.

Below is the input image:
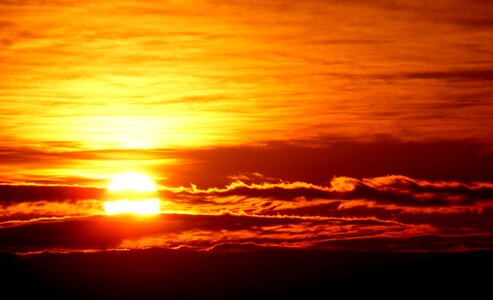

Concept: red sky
[[1, 0, 493, 255]]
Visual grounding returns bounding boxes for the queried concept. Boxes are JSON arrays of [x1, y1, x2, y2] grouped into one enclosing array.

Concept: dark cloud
[[0, 214, 310, 252], [163, 140, 493, 188], [0, 21, 14, 29], [0, 146, 164, 166], [390, 69, 493, 81], [268, 202, 493, 231], [2, 173, 493, 223], [0, 210, 416, 253], [316, 234, 493, 251], [0, 207, 489, 253], [163, 175, 493, 207], [207, 242, 273, 252], [452, 17, 493, 29], [0, 184, 104, 203], [0, 0, 80, 5], [2, 174, 493, 253], [3, 139, 493, 189]]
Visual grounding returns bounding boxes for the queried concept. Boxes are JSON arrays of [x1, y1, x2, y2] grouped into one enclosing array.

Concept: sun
[[104, 198, 160, 216], [104, 173, 160, 216], [108, 173, 157, 192]]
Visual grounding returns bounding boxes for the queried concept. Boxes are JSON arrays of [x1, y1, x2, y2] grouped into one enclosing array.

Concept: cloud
[[0, 175, 492, 253], [162, 175, 493, 208], [2, 0, 493, 154], [379, 69, 493, 82], [0, 212, 419, 253], [0, 200, 103, 223], [2, 140, 493, 191], [163, 140, 493, 188], [315, 234, 493, 251], [0, 184, 104, 202]]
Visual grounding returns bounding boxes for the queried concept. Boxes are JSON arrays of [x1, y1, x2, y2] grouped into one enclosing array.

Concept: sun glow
[[104, 173, 160, 215]]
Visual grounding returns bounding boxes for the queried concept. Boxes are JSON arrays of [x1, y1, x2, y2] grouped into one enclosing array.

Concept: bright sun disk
[[104, 173, 160, 215], [108, 172, 157, 192], [104, 198, 160, 215]]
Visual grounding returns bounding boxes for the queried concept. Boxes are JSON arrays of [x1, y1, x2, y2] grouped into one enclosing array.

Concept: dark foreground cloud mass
[[1, 174, 492, 253]]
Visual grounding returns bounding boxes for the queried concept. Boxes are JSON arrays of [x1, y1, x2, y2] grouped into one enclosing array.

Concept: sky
[[1, 0, 493, 257]]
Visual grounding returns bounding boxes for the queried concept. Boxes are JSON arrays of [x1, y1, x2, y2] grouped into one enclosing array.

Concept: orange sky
[[2, 0, 493, 149], [1, 0, 493, 184]]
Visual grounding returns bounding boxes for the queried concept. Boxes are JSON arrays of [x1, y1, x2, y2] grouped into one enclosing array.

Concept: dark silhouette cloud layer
[[1, 174, 492, 253]]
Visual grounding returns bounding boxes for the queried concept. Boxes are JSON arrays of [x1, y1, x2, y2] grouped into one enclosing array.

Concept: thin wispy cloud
[[1, 175, 492, 253]]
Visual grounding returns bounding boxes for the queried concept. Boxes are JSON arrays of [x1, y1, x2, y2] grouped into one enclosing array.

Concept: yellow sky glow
[[1, 0, 493, 184]]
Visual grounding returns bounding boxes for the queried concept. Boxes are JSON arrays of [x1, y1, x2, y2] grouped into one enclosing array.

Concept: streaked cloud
[[2, 140, 493, 189], [1, 175, 492, 253], [1, 0, 493, 153]]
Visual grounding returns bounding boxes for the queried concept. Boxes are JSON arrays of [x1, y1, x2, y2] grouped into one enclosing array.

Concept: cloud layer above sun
[[1, 0, 493, 151], [1, 174, 492, 253]]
